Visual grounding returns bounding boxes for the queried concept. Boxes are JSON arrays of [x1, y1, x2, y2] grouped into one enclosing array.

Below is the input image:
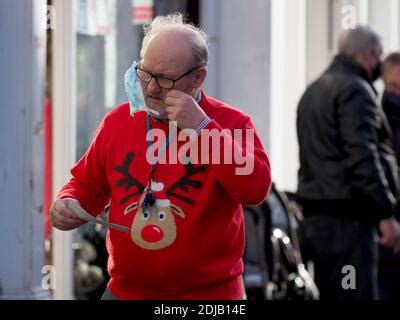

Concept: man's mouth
[[148, 95, 162, 101]]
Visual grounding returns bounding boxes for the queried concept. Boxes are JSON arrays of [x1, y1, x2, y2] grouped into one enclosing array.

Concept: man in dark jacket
[[380, 52, 400, 300], [297, 26, 400, 300]]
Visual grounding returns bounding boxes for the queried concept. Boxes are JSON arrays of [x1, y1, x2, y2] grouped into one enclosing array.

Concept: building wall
[[201, 0, 271, 153], [269, 0, 306, 192], [0, 0, 49, 299]]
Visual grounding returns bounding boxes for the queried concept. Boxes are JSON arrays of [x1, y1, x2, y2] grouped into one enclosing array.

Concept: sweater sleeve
[[57, 118, 111, 217], [200, 117, 271, 205]]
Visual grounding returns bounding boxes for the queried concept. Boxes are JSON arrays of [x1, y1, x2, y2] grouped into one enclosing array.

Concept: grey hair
[[338, 25, 381, 58], [140, 13, 208, 68]]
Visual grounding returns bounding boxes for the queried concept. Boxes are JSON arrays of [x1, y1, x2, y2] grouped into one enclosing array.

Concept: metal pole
[[52, 0, 77, 300]]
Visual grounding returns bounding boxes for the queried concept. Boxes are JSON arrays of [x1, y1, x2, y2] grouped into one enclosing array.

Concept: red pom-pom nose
[[141, 225, 163, 242]]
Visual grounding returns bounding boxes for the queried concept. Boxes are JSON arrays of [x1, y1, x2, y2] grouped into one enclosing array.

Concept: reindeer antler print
[[166, 163, 207, 205], [114, 152, 146, 204]]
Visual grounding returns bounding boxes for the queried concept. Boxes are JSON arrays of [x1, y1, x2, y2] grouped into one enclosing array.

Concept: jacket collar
[[331, 54, 377, 94]]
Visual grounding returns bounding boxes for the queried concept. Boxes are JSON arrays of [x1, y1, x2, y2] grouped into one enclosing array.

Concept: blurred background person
[[380, 51, 400, 300], [382, 52, 400, 163], [296, 26, 400, 300]]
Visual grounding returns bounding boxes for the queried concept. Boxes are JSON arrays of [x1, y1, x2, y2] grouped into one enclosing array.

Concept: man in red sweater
[[50, 13, 271, 300]]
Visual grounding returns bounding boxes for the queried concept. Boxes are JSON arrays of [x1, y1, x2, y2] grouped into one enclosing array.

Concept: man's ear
[[193, 67, 207, 88]]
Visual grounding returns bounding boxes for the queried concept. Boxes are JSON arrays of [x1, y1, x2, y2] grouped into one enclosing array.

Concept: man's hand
[[50, 198, 85, 231], [165, 90, 208, 129], [379, 216, 400, 254]]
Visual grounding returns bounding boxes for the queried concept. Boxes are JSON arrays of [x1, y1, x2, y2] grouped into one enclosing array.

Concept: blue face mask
[[124, 61, 159, 117]]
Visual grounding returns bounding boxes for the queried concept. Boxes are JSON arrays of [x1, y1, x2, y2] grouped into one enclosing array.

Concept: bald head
[[144, 30, 196, 71], [140, 13, 208, 69]]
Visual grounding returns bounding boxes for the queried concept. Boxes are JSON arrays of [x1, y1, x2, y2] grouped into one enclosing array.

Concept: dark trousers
[[378, 245, 400, 300], [299, 215, 378, 300]]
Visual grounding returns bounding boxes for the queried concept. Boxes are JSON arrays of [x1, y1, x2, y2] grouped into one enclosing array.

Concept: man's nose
[[146, 77, 161, 94]]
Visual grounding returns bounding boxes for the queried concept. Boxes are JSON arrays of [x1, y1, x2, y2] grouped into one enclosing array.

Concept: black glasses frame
[[135, 60, 202, 89]]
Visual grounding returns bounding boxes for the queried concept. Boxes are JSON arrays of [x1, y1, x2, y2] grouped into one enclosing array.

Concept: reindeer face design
[[114, 152, 206, 250], [124, 195, 185, 250]]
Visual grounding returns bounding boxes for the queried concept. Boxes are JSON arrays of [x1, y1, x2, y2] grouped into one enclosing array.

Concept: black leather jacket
[[297, 54, 398, 221]]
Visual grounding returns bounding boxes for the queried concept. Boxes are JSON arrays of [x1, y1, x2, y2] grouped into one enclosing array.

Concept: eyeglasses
[[135, 61, 202, 89]]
